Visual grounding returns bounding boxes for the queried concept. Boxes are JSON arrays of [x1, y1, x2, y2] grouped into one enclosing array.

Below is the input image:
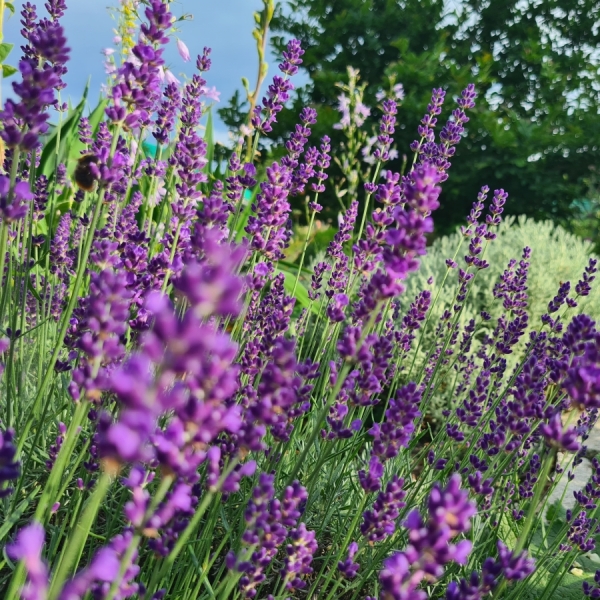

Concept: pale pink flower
[[177, 38, 191, 62], [202, 86, 220, 102]]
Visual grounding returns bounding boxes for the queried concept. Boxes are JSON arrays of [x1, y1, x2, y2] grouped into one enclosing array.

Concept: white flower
[[128, 139, 138, 167], [104, 61, 117, 75], [240, 124, 253, 137], [177, 39, 191, 62], [201, 86, 221, 102], [149, 179, 166, 208], [393, 83, 405, 101], [165, 69, 180, 85]]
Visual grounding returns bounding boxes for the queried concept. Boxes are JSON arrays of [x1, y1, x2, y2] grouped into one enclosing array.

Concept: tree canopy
[[220, 0, 600, 235]]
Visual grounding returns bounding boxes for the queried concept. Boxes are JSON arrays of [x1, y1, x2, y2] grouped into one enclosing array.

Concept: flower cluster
[[2, 6, 599, 600], [379, 476, 476, 599]]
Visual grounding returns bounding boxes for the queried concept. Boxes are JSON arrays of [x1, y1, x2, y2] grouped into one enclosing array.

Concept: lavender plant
[[1, 2, 600, 600]]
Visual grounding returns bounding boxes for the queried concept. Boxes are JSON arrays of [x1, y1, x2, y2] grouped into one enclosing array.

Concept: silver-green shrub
[[401, 215, 600, 414], [406, 214, 600, 326]]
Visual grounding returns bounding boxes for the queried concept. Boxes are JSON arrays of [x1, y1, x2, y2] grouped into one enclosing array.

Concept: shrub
[[401, 216, 600, 417], [406, 215, 600, 327]]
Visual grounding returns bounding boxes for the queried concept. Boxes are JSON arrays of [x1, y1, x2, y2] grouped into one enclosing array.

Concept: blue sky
[[3, 0, 308, 142]]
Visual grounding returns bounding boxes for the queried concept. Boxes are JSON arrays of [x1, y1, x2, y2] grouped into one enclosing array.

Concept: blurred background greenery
[[220, 0, 600, 250]]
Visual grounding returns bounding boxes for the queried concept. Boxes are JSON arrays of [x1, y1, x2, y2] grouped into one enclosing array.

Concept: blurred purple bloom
[[446, 557, 502, 599], [576, 258, 598, 298], [564, 332, 600, 409], [496, 541, 535, 581], [7, 523, 49, 600], [0, 176, 35, 223], [583, 569, 600, 597], [202, 85, 220, 102], [379, 476, 475, 598]]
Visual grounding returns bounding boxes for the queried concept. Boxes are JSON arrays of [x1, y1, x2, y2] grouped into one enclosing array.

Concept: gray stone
[[548, 454, 593, 511]]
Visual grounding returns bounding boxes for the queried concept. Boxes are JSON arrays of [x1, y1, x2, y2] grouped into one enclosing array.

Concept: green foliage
[[402, 216, 600, 415], [0, 41, 13, 62], [568, 167, 600, 255], [405, 215, 600, 326]]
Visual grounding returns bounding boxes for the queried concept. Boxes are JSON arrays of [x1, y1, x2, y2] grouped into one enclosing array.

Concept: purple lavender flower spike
[[445, 557, 502, 599], [327, 293, 349, 323], [0, 3, 70, 150], [77, 530, 142, 599], [0, 176, 35, 223], [379, 552, 426, 600], [576, 258, 598, 297], [281, 523, 318, 591], [486, 189, 508, 227], [105, 0, 171, 128], [539, 413, 580, 452], [309, 135, 331, 201], [0, 427, 20, 497], [338, 541, 361, 579], [369, 382, 421, 460], [358, 455, 384, 492], [373, 99, 397, 162], [231, 474, 307, 598], [361, 475, 406, 542], [378, 475, 475, 598], [7, 523, 49, 600], [563, 331, 600, 409], [174, 236, 246, 318], [282, 106, 317, 172], [411, 87, 446, 156], [496, 541, 535, 581], [153, 82, 182, 146], [251, 39, 304, 134]]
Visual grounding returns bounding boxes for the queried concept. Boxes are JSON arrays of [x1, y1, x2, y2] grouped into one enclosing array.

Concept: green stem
[[161, 221, 183, 293], [515, 448, 556, 555], [0, 147, 22, 326], [493, 448, 557, 599], [16, 120, 123, 453], [105, 474, 174, 600], [0, 221, 8, 324], [292, 209, 316, 297], [6, 401, 89, 599], [355, 162, 381, 244], [147, 460, 240, 595], [48, 472, 113, 599]]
